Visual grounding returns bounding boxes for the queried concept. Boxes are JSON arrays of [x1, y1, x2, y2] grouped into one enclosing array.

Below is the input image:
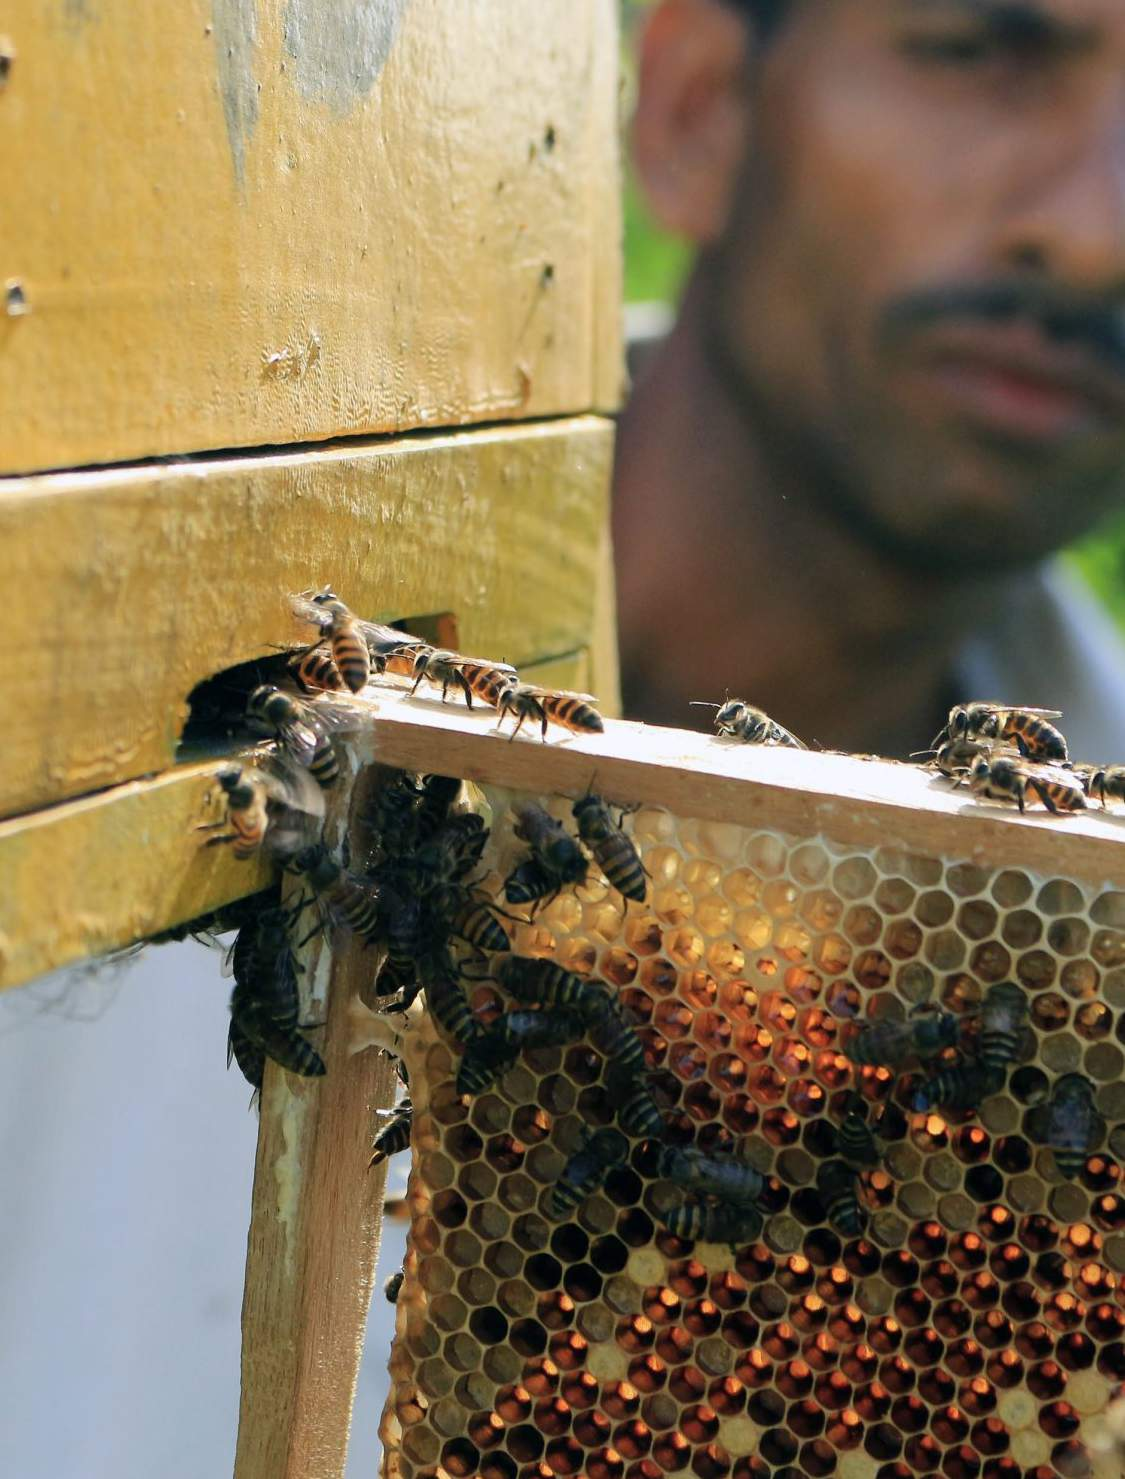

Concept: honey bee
[[816, 1160, 866, 1235], [1074, 764, 1125, 807], [844, 1011, 960, 1069], [936, 702, 1069, 762], [227, 1019, 266, 1095], [291, 592, 372, 693], [1027, 1073, 1105, 1179], [968, 754, 1086, 814], [496, 683, 604, 741], [614, 1074, 667, 1141], [370, 1100, 414, 1167], [409, 648, 479, 705], [924, 735, 997, 779], [497, 956, 613, 1019], [429, 888, 510, 956], [453, 658, 520, 708], [416, 773, 463, 841], [663, 1200, 764, 1247], [422, 947, 483, 1048], [657, 1145, 767, 1208], [912, 1059, 1003, 1113], [288, 643, 346, 694], [456, 1007, 589, 1097], [977, 981, 1028, 1076], [364, 623, 431, 677], [229, 903, 325, 1082], [291, 843, 383, 942], [548, 1128, 630, 1219], [202, 760, 324, 860], [384, 1270, 405, 1304], [836, 1097, 882, 1168], [246, 684, 356, 788], [694, 699, 805, 748], [510, 803, 588, 895], [589, 1000, 648, 1078], [572, 794, 647, 903], [379, 884, 422, 987], [503, 859, 562, 908]]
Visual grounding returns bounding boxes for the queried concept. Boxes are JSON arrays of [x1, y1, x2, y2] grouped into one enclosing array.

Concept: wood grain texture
[[356, 688, 1125, 889], [235, 917, 399, 1479], [0, 416, 614, 817], [0, 752, 272, 992], [0, 655, 591, 993], [0, 0, 622, 473]]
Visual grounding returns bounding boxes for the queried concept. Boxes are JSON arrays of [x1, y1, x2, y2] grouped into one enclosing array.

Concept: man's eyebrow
[[900, 0, 1099, 48]]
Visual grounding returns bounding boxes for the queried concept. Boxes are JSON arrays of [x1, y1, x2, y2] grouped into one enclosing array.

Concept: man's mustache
[[879, 281, 1125, 376]]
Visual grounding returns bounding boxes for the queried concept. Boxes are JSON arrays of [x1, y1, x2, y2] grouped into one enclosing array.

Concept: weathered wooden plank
[[0, 1, 621, 473], [0, 416, 614, 816], [0, 655, 593, 994], [234, 765, 402, 1479]]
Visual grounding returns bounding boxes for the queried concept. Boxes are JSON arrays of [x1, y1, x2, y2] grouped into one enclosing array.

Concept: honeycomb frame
[[375, 770, 1125, 1479]]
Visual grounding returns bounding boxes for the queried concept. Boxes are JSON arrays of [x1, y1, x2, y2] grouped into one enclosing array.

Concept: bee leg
[[507, 712, 526, 743], [1029, 779, 1059, 815], [539, 711, 549, 741], [457, 673, 474, 708]]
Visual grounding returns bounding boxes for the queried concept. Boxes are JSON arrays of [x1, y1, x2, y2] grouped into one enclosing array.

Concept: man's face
[[706, 0, 1125, 570]]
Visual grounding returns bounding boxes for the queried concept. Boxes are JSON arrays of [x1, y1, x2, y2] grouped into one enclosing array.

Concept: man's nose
[[1000, 95, 1125, 293]]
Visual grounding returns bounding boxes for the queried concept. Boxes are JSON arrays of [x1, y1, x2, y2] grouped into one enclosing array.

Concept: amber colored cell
[[1017, 951, 1058, 993], [917, 890, 956, 928], [885, 919, 924, 961]]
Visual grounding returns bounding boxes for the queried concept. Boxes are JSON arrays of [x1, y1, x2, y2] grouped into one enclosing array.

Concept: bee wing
[[289, 595, 334, 630], [359, 620, 430, 654], [300, 695, 365, 736], [1009, 706, 1064, 718], [257, 755, 327, 819], [771, 723, 807, 749], [523, 685, 600, 703], [449, 655, 518, 675]]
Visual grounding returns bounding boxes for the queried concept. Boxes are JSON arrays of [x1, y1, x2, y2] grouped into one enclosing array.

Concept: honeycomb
[[377, 789, 1125, 1479]]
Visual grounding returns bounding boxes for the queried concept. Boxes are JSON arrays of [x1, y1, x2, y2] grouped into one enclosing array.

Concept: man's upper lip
[[910, 320, 1125, 416]]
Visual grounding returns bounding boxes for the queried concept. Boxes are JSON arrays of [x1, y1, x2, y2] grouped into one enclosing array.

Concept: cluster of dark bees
[[705, 696, 1125, 816], [182, 588, 608, 1099]]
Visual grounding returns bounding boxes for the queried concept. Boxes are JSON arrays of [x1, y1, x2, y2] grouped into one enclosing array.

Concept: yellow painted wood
[[0, 0, 621, 474], [0, 753, 272, 993], [0, 655, 590, 994], [0, 416, 615, 817]]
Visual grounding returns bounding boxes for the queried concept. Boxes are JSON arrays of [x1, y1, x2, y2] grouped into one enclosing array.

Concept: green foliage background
[[619, 4, 1120, 623]]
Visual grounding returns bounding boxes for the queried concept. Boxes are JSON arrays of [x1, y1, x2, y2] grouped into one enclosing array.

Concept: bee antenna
[[910, 748, 937, 759], [689, 701, 722, 711]]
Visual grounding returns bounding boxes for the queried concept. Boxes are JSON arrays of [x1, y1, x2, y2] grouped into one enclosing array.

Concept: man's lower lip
[[919, 360, 1107, 443]]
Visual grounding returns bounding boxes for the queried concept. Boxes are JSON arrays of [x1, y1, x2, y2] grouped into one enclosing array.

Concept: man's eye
[[902, 33, 997, 65]]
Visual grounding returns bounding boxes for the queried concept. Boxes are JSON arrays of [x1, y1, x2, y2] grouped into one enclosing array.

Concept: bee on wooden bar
[[497, 956, 613, 1020], [664, 1200, 764, 1247], [912, 1059, 1003, 1113], [227, 1020, 266, 1095], [246, 684, 357, 788], [923, 735, 998, 779], [657, 1145, 767, 1209], [496, 683, 604, 741], [292, 843, 382, 942], [837, 1096, 882, 1168], [844, 1011, 960, 1069], [1074, 763, 1125, 807], [572, 793, 647, 903], [453, 658, 520, 709], [409, 648, 480, 705], [935, 702, 1069, 762], [363, 622, 431, 677], [1028, 1073, 1106, 1179], [456, 1007, 589, 1097], [977, 981, 1029, 1076], [288, 643, 346, 694], [229, 902, 325, 1082], [202, 760, 324, 860], [370, 1100, 414, 1167], [291, 591, 372, 693], [816, 1159, 866, 1236], [969, 754, 1086, 814], [548, 1128, 630, 1219], [693, 698, 805, 748]]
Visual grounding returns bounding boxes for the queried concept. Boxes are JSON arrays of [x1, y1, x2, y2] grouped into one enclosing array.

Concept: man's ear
[[631, 0, 754, 244]]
